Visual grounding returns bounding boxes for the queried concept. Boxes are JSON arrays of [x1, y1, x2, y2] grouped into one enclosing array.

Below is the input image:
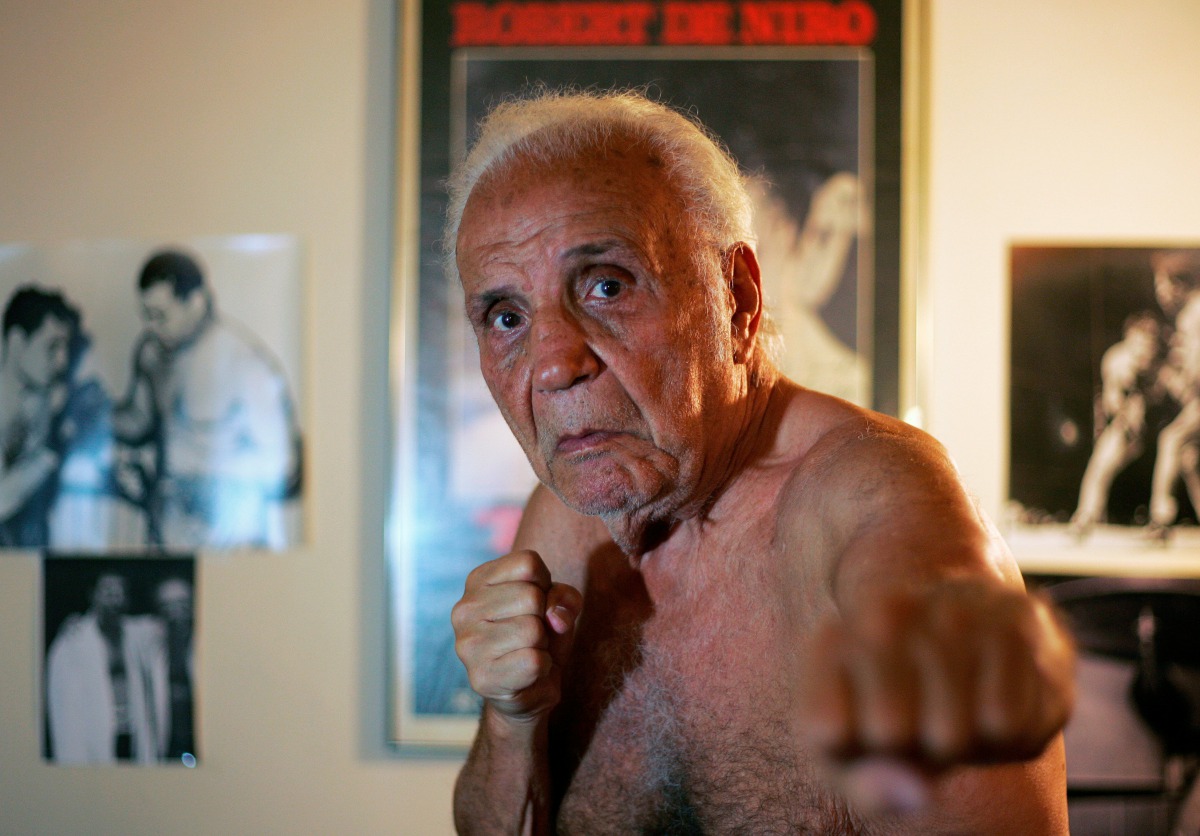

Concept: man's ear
[[726, 242, 763, 362], [4, 330, 28, 364], [185, 288, 209, 318]]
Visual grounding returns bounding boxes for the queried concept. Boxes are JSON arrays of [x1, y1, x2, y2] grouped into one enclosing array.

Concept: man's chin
[[542, 452, 681, 527], [547, 474, 675, 554], [555, 486, 645, 519]]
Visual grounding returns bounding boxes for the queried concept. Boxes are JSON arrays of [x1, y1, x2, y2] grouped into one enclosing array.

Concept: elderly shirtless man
[[449, 90, 1074, 834]]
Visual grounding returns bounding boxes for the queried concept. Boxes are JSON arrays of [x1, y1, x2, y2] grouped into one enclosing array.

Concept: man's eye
[[589, 278, 623, 300], [489, 309, 522, 331]]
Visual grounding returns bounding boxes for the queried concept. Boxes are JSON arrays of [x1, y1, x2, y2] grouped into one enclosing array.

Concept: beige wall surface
[[2, 0, 1199, 833], [0, 1, 459, 834]]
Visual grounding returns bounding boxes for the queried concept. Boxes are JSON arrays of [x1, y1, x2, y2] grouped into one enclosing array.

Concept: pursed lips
[[553, 428, 628, 457]]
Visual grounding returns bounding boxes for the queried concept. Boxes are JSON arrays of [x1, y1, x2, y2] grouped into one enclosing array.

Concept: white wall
[[0, 2, 459, 834], [2, 1, 1198, 833]]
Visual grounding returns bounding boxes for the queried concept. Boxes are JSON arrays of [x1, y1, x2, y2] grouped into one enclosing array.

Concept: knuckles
[[510, 613, 550, 650], [509, 646, 554, 682], [510, 583, 547, 617], [463, 549, 549, 593], [502, 549, 551, 585], [806, 585, 1075, 769]]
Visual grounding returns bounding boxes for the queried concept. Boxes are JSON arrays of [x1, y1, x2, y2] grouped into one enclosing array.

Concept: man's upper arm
[[784, 415, 1071, 832], [784, 415, 1022, 618], [512, 484, 611, 592]]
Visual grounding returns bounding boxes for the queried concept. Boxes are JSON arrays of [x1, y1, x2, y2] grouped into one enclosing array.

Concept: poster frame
[[387, 0, 924, 750]]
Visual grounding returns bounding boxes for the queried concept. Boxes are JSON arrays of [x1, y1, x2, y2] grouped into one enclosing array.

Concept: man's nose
[[531, 310, 600, 392]]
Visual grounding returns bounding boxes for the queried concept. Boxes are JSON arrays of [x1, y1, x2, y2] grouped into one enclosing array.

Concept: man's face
[[91, 573, 128, 617], [1155, 268, 1187, 316], [156, 579, 193, 627], [456, 142, 743, 524], [140, 283, 206, 348], [12, 316, 71, 389]]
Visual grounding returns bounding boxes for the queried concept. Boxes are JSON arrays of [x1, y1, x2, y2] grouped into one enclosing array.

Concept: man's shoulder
[[199, 317, 282, 367], [48, 612, 99, 655], [763, 389, 1017, 604], [775, 388, 941, 482], [513, 484, 617, 589], [185, 317, 291, 400], [771, 388, 957, 532]]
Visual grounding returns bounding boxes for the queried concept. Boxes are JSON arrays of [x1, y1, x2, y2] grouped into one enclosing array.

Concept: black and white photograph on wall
[[392, 0, 905, 747], [42, 555, 197, 766], [0, 236, 304, 552], [1008, 244, 1200, 564]]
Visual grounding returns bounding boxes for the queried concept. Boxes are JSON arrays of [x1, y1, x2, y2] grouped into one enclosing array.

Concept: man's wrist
[[482, 701, 549, 747]]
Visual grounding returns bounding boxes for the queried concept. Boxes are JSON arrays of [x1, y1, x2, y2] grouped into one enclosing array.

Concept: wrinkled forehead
[[458, 140, 687, 260], [480, 135, 672, 202]]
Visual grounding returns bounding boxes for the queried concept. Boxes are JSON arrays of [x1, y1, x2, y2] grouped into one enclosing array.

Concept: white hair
[[443, 87, 756, 281]]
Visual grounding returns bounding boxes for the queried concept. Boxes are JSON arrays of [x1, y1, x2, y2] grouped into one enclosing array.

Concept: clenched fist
[[452, 550, 583, 724], [798, 581, 1076, 812]]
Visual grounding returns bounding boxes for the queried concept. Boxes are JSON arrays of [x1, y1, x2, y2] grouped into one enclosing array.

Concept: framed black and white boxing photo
[[0, 236, 305, 554], [1007, 243, 1200, 576]]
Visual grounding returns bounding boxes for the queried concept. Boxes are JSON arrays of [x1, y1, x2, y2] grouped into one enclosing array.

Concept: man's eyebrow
[[465, 287, 511, 316], [562, 240, 624, 260]]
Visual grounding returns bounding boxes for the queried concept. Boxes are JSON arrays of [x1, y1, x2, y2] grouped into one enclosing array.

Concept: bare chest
[[552, 552, 857, 835]]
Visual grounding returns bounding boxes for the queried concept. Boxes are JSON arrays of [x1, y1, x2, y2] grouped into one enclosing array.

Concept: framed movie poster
[[389, 0, 911, 747], [1007, 244, 1200, 576]]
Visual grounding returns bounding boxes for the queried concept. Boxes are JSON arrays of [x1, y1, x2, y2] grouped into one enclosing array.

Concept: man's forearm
[[0, 448, 58, 520], [112, 376, 155, 442], [454, 705, 554, 836]]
